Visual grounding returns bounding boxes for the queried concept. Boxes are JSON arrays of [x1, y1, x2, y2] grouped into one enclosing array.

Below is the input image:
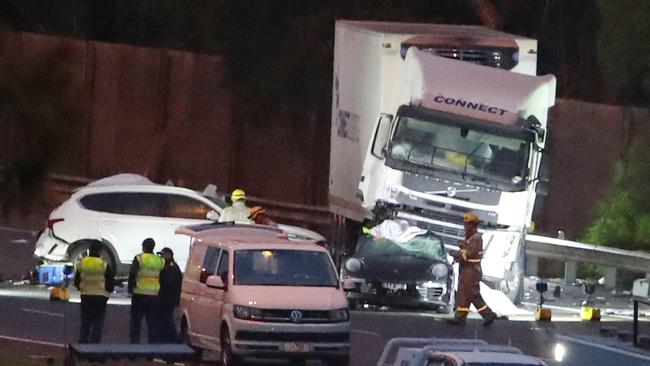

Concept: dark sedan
[[341, 231, 454, 312]]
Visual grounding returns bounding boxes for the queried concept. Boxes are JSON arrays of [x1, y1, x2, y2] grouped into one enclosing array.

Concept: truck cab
[[359, 49, 555, 302], [331, 21, 556, 303]]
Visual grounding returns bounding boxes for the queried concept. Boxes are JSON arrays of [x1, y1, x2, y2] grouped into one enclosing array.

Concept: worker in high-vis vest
[[448, 212, 498, 326], [128, 238, 164, 343], [218, 188, 252, 223], [74, 239, 115, 343]]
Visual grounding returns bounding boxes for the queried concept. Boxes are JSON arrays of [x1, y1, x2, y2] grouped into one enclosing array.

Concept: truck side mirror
[[536, 154, 551, 189], [535, 179, 549, 197], [371, 114, 393, 158], [536, 127, 546, 143]]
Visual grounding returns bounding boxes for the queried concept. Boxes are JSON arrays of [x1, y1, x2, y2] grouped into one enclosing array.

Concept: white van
[[177, 224, 350, 366]]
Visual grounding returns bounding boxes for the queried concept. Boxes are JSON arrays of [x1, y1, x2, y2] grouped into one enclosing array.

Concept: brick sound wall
[[0, 31, 232, 194], [2, 31, 650, 241], [536, 99, 650, 239]]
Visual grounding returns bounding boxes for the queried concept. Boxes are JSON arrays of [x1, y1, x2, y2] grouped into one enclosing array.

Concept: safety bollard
[[535, 280, 552, 322], [535, 307, 552, 321], [579, 282, 600, 321], [580, 305, 601, 321]]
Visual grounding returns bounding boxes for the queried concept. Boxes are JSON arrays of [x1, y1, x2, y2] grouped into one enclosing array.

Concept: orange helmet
[[249, 206, 266, 220], [463, 211, 480, 224]]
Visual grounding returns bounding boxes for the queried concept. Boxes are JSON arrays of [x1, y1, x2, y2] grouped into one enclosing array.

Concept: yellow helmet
[[231, 188, 246, 202], [463, 211, 480, 224], [249, 206, 265, 220]]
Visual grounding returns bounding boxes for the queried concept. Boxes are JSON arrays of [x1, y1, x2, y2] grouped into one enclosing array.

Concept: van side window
[[200, 247, 220, 283], [216, 251, 229, 283]]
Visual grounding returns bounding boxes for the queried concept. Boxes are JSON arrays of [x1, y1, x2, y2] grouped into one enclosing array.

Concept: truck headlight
[[345, 258, 362, 273], [431, 263, 449, 279], [329, 308, 350, 322]]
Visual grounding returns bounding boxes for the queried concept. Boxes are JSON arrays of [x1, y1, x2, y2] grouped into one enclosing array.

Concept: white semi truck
[[330, 21, 556, 302]]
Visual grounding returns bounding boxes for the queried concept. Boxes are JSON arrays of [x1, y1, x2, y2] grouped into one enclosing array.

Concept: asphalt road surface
[[2, 291, 650, 366], [3, 226, 650, 365]]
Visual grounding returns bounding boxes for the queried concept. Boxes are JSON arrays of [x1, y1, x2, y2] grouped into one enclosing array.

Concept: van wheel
[[180, 318, 203, 361], [220, 327, 240, 366], [69, 240, 116, 272]]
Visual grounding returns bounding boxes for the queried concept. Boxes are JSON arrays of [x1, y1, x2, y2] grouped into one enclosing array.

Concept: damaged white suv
[[33, 174, 325, 276]]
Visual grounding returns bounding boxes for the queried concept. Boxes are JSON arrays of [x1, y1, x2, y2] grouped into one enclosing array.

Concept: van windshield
[[234, 249, 339, 287]]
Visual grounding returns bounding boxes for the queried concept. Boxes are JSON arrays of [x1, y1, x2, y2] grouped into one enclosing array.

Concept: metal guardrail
[[44, 174, 336, 227], [41, 173, 650, 274], [525, 234, 650, 274]]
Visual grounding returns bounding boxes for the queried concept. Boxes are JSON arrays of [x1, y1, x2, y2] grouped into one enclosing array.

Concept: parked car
[[377, 337, 548, 366], [33, 174, 325, 277], [341, 220, 454, 312], [178, 224, 350, 366]]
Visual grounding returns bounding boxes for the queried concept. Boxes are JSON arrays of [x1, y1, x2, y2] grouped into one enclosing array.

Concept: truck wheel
[[69, 240, 116, 272], [505, 263, 524, 305]]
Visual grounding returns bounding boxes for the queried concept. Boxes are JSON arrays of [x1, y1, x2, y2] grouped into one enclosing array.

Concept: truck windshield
[[356, 233, 446, 261], [234, 249, 339, 287], [388, 115, 530, 188]]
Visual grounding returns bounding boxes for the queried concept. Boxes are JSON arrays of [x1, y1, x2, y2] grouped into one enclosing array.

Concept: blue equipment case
[[38, 264, 74, 286]]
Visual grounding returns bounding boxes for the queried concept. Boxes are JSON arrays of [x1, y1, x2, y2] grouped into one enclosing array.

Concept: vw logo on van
[[290, 310, 303, 323], [446, 186, 457, 197]]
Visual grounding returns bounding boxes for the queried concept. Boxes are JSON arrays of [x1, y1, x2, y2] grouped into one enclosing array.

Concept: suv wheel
[[220, 327, 239, 366], [69, 240, 116, 271]]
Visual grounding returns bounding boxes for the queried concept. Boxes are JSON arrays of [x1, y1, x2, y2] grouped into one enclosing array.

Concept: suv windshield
[[234, 249, 338, 287], [387, 113, 531, 190], [356, 233, 446, 261]]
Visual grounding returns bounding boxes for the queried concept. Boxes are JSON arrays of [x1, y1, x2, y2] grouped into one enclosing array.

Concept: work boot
[[446, 318, 465, 326], [483, 314, 498, 326]]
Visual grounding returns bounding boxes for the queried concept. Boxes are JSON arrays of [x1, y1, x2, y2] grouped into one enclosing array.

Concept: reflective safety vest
[[134, 253, 164, 296], [79, 257, 108, 297]]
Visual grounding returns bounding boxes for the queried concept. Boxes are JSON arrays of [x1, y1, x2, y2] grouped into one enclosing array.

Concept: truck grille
[[401, 46, 517, 70]]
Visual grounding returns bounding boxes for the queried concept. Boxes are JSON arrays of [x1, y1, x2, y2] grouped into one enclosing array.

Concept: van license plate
[[283, 342, 310, 352], [383, 282, 407, 290]]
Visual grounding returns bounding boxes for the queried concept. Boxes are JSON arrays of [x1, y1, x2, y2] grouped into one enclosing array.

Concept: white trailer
[[330, 20, 556, 302]]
